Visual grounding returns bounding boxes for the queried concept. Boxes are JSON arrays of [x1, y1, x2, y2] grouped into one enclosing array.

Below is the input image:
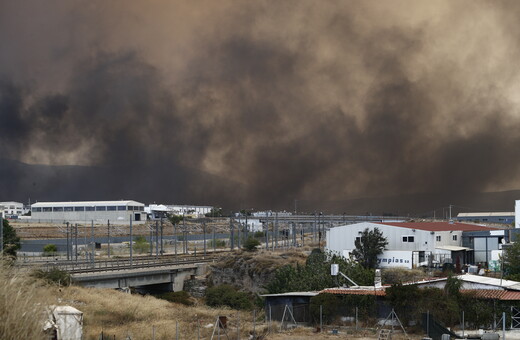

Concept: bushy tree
[[167, 214, 184, 225], [242, 237, 260, 251], [2, 219, 20, 257], [266, 249, 374, 294], [133, 236, 149, 254], [205, 207, 223, 217], [43, 244, 58, 256], [503, 234, 520, 281], [351, 227, 388, 268], [205, 284, 253, 310]]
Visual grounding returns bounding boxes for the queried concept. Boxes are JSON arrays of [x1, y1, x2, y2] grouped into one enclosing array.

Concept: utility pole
[[230, 215, 234, 250], [66, 222, 70, 260], [129, 215, 133, 266], [449, 204, 453, 221], [107, 220, 111, 258], [75, 223, 78, 262], [0, 215, 3, 255], [155, 221, 159, 258], [160, 217, 164, 255], [203, 222, 207, 256], [91, 220, 95, 265], [174, 222, 177, 258]]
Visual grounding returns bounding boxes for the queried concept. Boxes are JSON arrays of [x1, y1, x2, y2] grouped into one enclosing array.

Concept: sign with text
[[377, 251, 412, 269]]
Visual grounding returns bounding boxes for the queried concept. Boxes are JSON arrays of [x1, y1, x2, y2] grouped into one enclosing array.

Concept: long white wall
[[326, 222, 463, 255]]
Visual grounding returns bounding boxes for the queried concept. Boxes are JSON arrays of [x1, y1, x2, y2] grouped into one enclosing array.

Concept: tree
[[503, 234, 520, 281], [43, 244, 58, 256], [133, 236, 149, 254], [167, 214, 184, 225], [205, 207, 223, 217], [2, 219, 20, 257], [351, 227, 388, 269], [242, 237, 260, 251], [266, 249, 374, 294]]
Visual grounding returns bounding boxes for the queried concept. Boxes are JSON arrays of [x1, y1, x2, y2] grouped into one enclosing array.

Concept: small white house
[[326, 221, 496, 268], [0, 201, 25, 217]]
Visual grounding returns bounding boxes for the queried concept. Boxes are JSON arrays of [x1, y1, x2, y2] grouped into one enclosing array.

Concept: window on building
[[436, 235, 441, 241], [107, 206, 117, 211], [64, 207, 74, 212], [74, 207, 85, 211], [85, 206, 95, 211], [128, 206, 135, 211], [452, 235, 457, 241], [43, 207, 52, 212], [32, 207, 42, 212], [53, 207, 63, 212], [355, 236, 361, 244], [9, 206, 14, 209], [402, 236, 415, 242], [96, 206, 106, 211], [117, 206, 126, 211]]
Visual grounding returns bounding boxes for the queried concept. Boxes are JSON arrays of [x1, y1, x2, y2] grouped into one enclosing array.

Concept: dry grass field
[[0, 255, 428, 340]]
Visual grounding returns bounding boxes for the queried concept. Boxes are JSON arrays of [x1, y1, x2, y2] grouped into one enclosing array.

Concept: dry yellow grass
[[0, 261, 54, 340]]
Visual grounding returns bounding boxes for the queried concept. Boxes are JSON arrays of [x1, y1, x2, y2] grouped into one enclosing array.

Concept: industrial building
[[0, 201, 25, 217], [145, 204, 213, 219], [326, 221, 496, 269], [456, 212, 515, 224], [31, 200, 146, 224]]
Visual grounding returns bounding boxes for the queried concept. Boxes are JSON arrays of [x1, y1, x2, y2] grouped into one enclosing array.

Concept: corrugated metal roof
[[457, 212, 515, 217], [376, 222, 498, 232], [32, 200, 144, 207], [321, 288, 386, 296], [260, 292, 319, 297]]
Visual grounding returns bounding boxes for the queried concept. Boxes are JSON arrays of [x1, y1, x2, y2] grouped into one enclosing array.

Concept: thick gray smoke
[[1, 1, 520, 212]]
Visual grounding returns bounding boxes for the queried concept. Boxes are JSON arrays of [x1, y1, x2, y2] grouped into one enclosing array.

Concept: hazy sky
[[1, 1, 520, 209]]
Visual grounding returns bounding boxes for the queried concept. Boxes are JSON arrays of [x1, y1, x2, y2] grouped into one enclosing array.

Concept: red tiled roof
[[376, 222, 498, 232], [319, 288, 520, 300], [461, 290, 520, 301]]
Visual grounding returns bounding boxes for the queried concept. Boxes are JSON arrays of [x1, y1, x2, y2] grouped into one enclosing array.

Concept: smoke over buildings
[[1, 1, 520, 212]]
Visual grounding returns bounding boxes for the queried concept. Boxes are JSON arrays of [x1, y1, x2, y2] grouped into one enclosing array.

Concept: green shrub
[[209, 239, 226, 248], [205, 284, 253, 310], [242, 237, 260, 251], [157, 291, 194, 306], [43, 244, 58, 256], [133, 236, 149, 254], [253, 231, 265, 238], [32, 268, 71, 286], [310, 293, 340, 324]]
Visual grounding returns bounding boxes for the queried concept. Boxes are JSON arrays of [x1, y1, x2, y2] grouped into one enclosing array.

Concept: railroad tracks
[[22, 253, 220, 274]]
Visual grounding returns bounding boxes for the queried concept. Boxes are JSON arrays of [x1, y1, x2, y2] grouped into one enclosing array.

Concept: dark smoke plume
[[1, 1, 520, 213]]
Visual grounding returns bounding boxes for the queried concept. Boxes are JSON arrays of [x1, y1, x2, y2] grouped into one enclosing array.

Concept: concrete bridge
[[71, 262, 208, 292]]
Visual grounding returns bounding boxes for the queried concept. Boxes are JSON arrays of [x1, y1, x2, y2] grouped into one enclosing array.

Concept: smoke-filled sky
[[1, 1, 520, 211]]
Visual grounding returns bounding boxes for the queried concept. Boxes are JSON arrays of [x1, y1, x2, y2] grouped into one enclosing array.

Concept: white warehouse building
[[326, 221, 495, 269], [31, 200, 146, 224]]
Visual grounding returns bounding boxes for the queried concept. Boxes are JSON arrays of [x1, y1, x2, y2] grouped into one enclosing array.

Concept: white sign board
[[377, 251, 412, 269]]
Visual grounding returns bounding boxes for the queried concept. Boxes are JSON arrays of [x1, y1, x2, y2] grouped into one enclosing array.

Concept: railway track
[[22, 253, 221, 274]]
